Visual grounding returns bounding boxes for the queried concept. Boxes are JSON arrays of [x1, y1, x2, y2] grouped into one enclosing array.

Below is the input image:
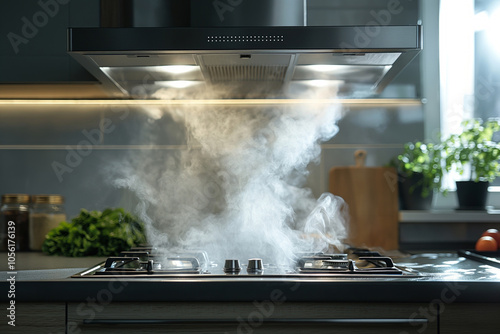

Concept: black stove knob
[[146, 260, 154, 273], [223, 259, 241, 273], [348, 259, 355, 272], [247, 258, 263, 273]]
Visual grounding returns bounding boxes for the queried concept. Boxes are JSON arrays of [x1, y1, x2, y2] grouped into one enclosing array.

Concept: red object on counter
[[475, 236, 498, 252], [481, 229, 500, 249]]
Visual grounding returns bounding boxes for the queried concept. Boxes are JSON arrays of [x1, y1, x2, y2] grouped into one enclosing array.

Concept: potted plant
[[443, 119, 500, 210], [392, 141, 445, 210]]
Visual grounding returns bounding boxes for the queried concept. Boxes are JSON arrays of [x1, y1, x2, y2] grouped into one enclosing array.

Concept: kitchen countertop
[[0, 252, 107, 271], [1, 251, 500, 304], [399, 209, 500, 222]]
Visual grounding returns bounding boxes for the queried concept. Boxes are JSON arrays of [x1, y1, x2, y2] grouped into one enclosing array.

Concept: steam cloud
[[112, 90, 348, 267]]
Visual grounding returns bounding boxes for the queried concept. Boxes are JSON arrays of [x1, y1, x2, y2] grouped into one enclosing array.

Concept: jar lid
[[31, 195, 64, 204], [1, 194, 30, 204]]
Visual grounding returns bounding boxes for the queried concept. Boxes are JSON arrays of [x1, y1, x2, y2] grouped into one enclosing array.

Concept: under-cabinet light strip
[[0, 144, 404, 150], [0, 99, 423, 106], [0, 145, 189, 150]]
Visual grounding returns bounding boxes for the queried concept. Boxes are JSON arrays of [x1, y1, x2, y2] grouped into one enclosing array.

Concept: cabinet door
[[68, 302, 438, 334], [0, 0, 99, 82], [440, 303, 500, 334], [0, 302, 65, 334]]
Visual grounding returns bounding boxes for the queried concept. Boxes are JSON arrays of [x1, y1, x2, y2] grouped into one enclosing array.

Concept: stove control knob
[[348, 259, 355, 272], [223, 259, 241, 273], [146, 259, 154, 273], [247, 258, 263, 273]]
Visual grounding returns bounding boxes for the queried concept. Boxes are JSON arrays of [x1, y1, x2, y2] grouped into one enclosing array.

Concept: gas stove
[[72, 247, 419, 279]]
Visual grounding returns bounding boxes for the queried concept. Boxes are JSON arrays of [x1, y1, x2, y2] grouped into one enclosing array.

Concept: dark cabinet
[[68, 302, 438, 334], [0, 0, 99, 82], [0, 302, 65, 334], [440, 303, 500, 334], [2, 300, 499, 333]]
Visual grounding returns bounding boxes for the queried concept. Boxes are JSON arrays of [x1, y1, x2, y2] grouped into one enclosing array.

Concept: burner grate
[[296, 254, 404, 275]]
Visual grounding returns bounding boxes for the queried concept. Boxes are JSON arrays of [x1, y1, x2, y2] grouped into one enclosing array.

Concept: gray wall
[[0, 101, 424, 218]]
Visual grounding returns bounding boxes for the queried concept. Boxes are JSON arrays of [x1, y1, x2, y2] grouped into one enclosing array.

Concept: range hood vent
[[68, 1, 422, 99], [198, 54, 294, 83], [206, 65, 288, 82]]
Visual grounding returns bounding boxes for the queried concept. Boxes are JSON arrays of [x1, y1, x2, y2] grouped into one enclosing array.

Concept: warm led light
[[0, 99, 423, 106], [155, 81, 202, 89], [305, 65, 344, 73], [101, 65, 200, 75], [159, 65, 199, 74]]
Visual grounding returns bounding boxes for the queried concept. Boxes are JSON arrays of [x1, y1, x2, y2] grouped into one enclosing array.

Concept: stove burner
[[93, 250, 209, 275], [296, 254, 402, 275]]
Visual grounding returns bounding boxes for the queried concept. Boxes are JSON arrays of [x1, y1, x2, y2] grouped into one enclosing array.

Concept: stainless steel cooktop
[[71, 247, 420, 279]]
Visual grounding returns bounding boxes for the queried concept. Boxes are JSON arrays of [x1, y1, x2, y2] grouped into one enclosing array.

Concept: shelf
[[399, 210, 500, 223]]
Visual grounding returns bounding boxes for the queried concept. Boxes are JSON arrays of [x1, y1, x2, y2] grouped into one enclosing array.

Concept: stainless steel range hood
[[68, 2, 422, 99]]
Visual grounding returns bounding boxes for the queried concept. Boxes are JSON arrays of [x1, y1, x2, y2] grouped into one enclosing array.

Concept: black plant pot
[[398, 173, 434, 210], [456, 181, 489, 210]]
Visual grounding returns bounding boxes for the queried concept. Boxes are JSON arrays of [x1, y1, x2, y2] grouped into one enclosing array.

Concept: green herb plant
[[42, 208, 147, 257], [393, 141, 445, 198], [443, 119, 500, 182]]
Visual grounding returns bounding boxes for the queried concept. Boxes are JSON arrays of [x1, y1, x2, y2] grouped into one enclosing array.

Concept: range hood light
[[305, 65, 345, 73], [156, 81, 202, 89], [101, 67, 114, 73], [159, 65, 200, 74], [101, 66, 200, 75]]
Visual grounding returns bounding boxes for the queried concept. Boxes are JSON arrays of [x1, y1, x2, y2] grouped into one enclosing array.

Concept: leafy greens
[[42, 208, 147, 257]]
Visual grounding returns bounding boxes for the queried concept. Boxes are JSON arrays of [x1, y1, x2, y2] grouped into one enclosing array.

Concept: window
[[439, 0, 500, 188]]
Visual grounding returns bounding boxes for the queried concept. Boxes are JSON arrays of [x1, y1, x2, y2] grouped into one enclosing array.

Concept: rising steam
[[111, 90, 348, 266]]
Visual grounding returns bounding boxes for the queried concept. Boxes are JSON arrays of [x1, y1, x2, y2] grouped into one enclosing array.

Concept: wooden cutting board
[[329, 150, 399, 250]]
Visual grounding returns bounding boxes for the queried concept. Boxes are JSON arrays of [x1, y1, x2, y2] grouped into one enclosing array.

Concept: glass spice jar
[[29, 195, 67, 251], [1, 194, 30, 251]]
